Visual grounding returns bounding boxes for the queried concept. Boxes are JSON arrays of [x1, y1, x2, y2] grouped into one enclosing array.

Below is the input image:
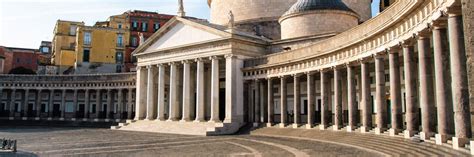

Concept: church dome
[[284, 0, 355, 16]]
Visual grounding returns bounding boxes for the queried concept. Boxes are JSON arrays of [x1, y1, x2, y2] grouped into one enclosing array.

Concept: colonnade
[[248, 14, 471, 149]]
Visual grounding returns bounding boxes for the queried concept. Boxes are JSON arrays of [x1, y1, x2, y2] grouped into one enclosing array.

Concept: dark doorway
[[219, 88, 225, 121], [315, 99, 321, 123], [27, 103, 34, 117], [53, 104, 60, 117], [78, 104, 85, 118]]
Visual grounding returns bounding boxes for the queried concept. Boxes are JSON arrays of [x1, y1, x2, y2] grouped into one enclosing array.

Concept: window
[[84, 32, 91, 45], [116, 51, 123, 64], [132, 21, 138, 29], [131, 36, 138, 47], [117, 34, 123, 47], [16, 58, 20, 63], [70, 25, 77, 35], [142, 22, 148, 32], [154, 23, 160, 32], [41, 47, 50, 53], [118, 23, 122, 29], [66, 102, 74, 112], [83, 49, 90, 62]]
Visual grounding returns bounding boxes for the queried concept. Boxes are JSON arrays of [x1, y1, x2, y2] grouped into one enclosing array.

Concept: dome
[[283, 0, 355, 17]]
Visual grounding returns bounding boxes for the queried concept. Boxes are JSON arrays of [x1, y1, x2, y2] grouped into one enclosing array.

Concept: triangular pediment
[[143, 21, 224, 53]]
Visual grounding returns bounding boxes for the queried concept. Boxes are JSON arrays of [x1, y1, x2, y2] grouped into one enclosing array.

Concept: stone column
[[259, 80, 266, 124], [84, 89, 90, 120], [9, 89, 16, 118], [127, 88, 133, 120], [48, 90, 54, 119], [22, 89, 30, 119], [279, 76, 287, 128], [181, 60, 192, 122], [253, 80, 260, 124], [95, 90, 101, 121], [106, 89, 112, 120], [293, 74, 301, 128], [135, 66, 147, 120], [448, 14, 472, 149], [157, 64, 166, 121], [267, 78, 274, 127], [418, 35, 436, 140], [403, 44, 419, 138], [60, 89, 66, 120], [72, 90, 78, 120], [389, 49, 403, 136], [360, 61, 372, 133], [210, 56, 220, 123], [146, 65, 157, 120], [433, 24, 454, 144], [117, 89, 123, 120], [374, 54, 387, 135], [223, 54, 244, 123], [306, 73, 315, 129], [320, 71, 329, 130], [334, 68, 342, 130], [168, 62, 179, 121], [347, 65, 357, 132], [35, 90, 42, 120], [194, 59, 205, 122]]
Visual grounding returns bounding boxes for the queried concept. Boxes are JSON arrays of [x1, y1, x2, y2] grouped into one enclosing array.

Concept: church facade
[[116, 0, 473, 151]]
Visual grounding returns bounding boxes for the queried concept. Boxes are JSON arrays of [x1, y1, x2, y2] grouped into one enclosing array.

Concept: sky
[[0, 0, 380, 49]]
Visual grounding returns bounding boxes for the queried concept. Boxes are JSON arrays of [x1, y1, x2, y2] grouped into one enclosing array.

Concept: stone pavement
[[0, 126, 377, 157]]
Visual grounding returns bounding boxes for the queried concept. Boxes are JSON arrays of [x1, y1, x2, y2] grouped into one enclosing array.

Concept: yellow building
[[51, 20, 84, 69]]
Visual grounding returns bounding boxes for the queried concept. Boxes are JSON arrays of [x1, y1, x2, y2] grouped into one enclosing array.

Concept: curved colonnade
[[243, 0, 472, 151]]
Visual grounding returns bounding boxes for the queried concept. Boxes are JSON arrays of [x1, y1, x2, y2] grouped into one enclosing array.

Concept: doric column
[[146, 65, 157, 120], [418, 34, 436, 140], [279, 76, 287, 128], [448, 14, 472, 149], [259, 80, 266, 124], [293, 74, 301, 128], [223, 54, 244, 123], [23, 89, 30, 118], [194, 59, 205, 122], [374, 54, 387, 135], [389, 48, 403, 136], [267, 78, 274, 126], [35, 89, 42, 119], [95, 90, 101, 120], [210, 56, 220, 122], [168, 62, 179, 121], [157, 64, 166, 121], [117, 89, 123, 120], [360, 61, 372, 133], [403, 44, 419, 138], [127, 88, 133, 119], [306, 73, 315, 129], [181, 60, 192, 122], [135, 66, 147, 120], [72, 90, 78, 120], [48, 90, 54, 119], [333, 68, 342, 130], [60, 89, 66, 120], [9, 89, 16, 118], [347, 65, 357, 132], [253, 80, 260, 124], [106, 89, 112, 120], [84, 89, 90, 119], [433, 24, 454, 144], [320, 71, 329, 130]]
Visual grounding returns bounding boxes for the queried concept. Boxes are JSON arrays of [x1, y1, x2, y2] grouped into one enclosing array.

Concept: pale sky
[[0, 0, 380, 49]]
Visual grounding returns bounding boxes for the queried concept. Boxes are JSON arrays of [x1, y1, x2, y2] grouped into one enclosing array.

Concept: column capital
[[168, 62, 177, 66], [136, 66, 145, 71], [432, 18, 448, 29], [291, 73, 302, 77], [278, 75, 287, 79], [387, 46, 402, 54], [195, 58, 205, 62], [446, 6, 462, 16], [304, 71, 317, 75], [210, 56, 222, 60], [358, 57, 372, 64], [373, 51, 387, 59], [415, 30, 431, 39], [224, 54, 236, 59]]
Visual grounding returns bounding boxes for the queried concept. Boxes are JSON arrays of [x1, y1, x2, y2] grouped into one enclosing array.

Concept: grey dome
[[283, 0, 355, 16]]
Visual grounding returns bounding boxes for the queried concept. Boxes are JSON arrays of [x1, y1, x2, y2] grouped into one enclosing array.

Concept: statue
[[228, 10, 235, 29], [177, 0, 186, 17], [138, 32, 145, 46]]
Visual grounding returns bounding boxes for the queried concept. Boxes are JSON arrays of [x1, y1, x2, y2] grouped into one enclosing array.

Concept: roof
[[283, 0, 355, 16]]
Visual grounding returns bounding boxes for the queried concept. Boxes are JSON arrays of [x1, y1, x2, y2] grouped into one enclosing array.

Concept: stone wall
[[235, 20, 281, 40], [462, 0, 474, 129]]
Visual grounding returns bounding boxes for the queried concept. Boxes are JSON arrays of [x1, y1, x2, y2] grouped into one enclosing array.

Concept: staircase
[[111, 120, 243, 136]]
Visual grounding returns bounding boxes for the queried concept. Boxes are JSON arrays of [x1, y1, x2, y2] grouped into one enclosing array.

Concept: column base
[[82, 118, 88, 121], [21, 117, 27, 120], [180, 119, 192, 123], [346, 126, 355, 132], [209, 120, 222, 123], [266, 123, 274, 127], [8, 117, 14, 120], [193, 119, 206, 123], [71, 118, 76, 121], [435, 134, 450, 145], [470, 141, 474, 155], [93, 118, 99, 122], [389, 128, 401, 136], [332, 125, 341, 131], [59, 118, 65, 121], [419, 132, 434, 141], [404, 130, 416, 139], [115, 119, 121, 122], [253, 123, 260, 127], [375, 128, 386, 135], [167, 118, 179, 122], [319, 124, 328, 130], [292, 123, 299, 128], [279, 123, 286, 128], [452, 137, 469, 150], [104, 119, 110, 122], [47, 117, 52, 121], [360, 126, 370, 133], [34, 117, 40, 120], [305, 124, 313, 129]]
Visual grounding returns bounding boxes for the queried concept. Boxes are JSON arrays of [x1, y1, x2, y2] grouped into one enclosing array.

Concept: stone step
[[114, 120, 242, 136], [118, 123, 128, 127]]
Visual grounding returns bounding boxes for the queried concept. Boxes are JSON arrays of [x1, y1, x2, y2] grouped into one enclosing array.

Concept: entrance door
[[78, 104, 85, 118], [53, 104, 60, 117], [27, 103, 34, 117], [315, 99, 321, 123], [219, 88, 225, 121]]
